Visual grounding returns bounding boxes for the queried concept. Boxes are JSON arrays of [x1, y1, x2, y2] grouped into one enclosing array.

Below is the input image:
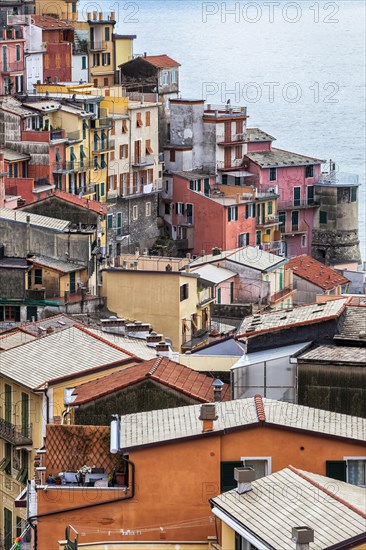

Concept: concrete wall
[[0, 267, 26, 299]]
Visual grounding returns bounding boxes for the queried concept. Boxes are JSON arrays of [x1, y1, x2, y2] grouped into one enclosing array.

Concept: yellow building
[[0, 322, 140, 549], [255, 192, 282, 253], [87, 11, 116, 88], [35, 0, 78, 22], [114, 34, 136, 68], [102, 266, 213, 351]]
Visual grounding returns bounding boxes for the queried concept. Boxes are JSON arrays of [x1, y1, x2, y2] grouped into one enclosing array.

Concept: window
[[164, 203, 170, 215], [117, 212, 122, 235], [245, 203, 255, 219], [107, 214, 113, 229], [319, 210, 328, 224], [176, 202, 184, 215], [327, 459, 366, 487], [136, 112, 143, 127], [180, 283, 189, 301], [351, 187, 357, 202], [301, 234, 307, 248], [102, 52, 111, 66], [293, 186, 301, 207], [101, 154, 107, 169], [145, 111, 150, 126], [132, 205, 138, 220], [307, 185, 314, 205], [228, 206, 238, 222], [239, 233, 250, 247], [170, 149, 176, 162], [217, 288, 221, 304], [267, 201, 273, 215], [100, 181, 105, 196], [72, 1, 77, 13], [171, 70, 178, 84], [81, 56, 87, 70], [4, 443, 12, 475], [120, 144, 129, 159], [93, 53, 100, 66], [105, 27, 110, 41], [269, 167, 277, 181], [230, 282, 234, 303], [256, 230, 261, 246], [204, 178, 210, 197], [103, 77, 109, 87], [15, 44, 21, 61], [291, 210, 299, 230], [189, 179, 201, 192], [4, 507, 12, 550], [4, 384, 11, 423], [305, 165, 314, 178], [34, 269, 42, 285], [145, 202, 151, 217], [122, 119, 128, 133], [146, 139, 153, 155], [55, 54, 61, 68], [162, 71, 169, 85], [279, 211, 286, 232]]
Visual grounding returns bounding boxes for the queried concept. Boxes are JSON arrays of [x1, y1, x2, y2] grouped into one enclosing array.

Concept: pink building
[[0, 26, 25, 95], [162, 171, 259, 256], [243, 129, 324, 257]]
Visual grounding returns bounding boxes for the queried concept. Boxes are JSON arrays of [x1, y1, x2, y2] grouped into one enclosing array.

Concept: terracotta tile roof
[[285, 254, 350, 290], [71, 356, 230, 405], [32, 15, 74, 29], [143, 54, 181, 68]]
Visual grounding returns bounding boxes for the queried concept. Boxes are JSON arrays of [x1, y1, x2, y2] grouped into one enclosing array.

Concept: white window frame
[[145, 202, 151, 217], [163, 71, 169, 85], [132, 205, 138, 220], [176, 202, 184, 215], [343, 456, 366, 487], [240, 456, 272, 477], [171, 70, 178, 84], [301, 234, 307, 248]]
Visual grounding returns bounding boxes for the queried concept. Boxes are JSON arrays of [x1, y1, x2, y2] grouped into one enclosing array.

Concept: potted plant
[[46, 473, 55, 484]]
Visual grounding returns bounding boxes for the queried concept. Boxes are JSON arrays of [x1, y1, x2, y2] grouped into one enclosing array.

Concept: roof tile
[[286, 254, 350, 290]]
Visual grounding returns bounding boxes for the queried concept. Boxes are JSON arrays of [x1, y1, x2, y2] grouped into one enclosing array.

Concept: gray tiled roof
[[245, 127, 276, 142], [20, 314, 79, 336], [0, 330, 36, 350], [334, 306, 366, 343], [0, 207, 70, 232], [120, 397, 366, 450], [298, 344, 366, 364], [246, 147, 325, 168], [86, 328, 157, 360], [0, 326, 135, 389], [190, 246, 286, 272], [211, 467, 366, 550], [29, 255, 86, 273], [237, 299, 348, 336], [0, 148, 31, 162]]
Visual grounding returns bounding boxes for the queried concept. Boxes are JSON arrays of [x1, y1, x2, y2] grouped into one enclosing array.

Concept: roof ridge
[[147, 355, 164, 376], [254, 394, 266, 422], [288, 465, 366, 519]]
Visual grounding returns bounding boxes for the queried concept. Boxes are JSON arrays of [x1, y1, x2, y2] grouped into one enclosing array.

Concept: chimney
[[199, 403, 217, 433], [144, 52, 147, 57], [291, 527, 314, 550], [212, 379, 224, 402], [212, 247, 222, 256], [234, 467, 255, 494]]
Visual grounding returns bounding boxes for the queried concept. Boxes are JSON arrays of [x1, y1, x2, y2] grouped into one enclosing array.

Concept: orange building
[[29, 396, 366, 549]]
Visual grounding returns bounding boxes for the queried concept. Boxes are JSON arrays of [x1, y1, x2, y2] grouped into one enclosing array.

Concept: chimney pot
[[292, 526, 314, 546], [234, 467, 255, 494]]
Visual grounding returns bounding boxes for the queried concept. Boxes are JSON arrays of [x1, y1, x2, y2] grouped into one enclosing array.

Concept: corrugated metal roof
[[0, 207, 70, 231], [237, 299, 348, 336], [120, 396, 366, 450], [192, 264, 237, 284], [231, 342, 311, 369], [211, 467, 366, 550], [0, 326, 135, 389]]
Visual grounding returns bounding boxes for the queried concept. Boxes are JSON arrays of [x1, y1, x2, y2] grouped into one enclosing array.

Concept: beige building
[[102, 268, 214, 351]]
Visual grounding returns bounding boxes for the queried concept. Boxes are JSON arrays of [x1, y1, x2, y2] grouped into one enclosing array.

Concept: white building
[[23, 17, 44, 92]]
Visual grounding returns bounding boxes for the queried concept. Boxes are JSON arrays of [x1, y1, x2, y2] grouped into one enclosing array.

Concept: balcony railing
[[205, 104, 248, 117], [132, 155, 155, 167], [281, 224, 308, 235], [216, 132, 247, 144], [278, 199, 319, 210], [1, 60, 25, 73], [93, 140, 112, 152], [197, 287, 213, 305], [91, 117, 113, 129], [89, 40, 107, 51], [0, 418, 32, 446], [67, 130, 81, 142], [217, 159, 243, 171], [256, 215, 279, 226]]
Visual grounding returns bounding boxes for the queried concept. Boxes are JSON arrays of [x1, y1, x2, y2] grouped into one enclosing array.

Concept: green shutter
[[220, 461, 243, 492], [189, 180, 194, 190], [21, 393, 29, 433], [326, 461, 347, 482], [4, 508, 12, 550], [228, 208, 232, 222], [198, 180, 201, 192], [101, 182, 105, 196], [204, 178, 210, 197], [5, 384, 11, 423]]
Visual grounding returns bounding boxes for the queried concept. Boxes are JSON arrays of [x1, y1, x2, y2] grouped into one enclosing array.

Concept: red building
[[32, 16, 74, 83]]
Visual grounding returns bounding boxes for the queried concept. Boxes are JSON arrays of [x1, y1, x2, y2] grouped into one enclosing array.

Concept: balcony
[[281, 224, 308, 235], [93, 140, 113, 153], [256, 215, 279, 227], [270, 286, 295, 304], [197, 287, 214, 306], [21, 129, 66, 142], [0, 418, 32, 446], [1, 60, 25, 73], [89, 40, 107, 51], [204, 104, 248, 118], [0, 28, 24, 40], [278, 199, 319, 210], [67, 130, 82, 143], [132, 155, 155, 168], [90, 118, 113, 129], [217, 159, 243, 171], [217, 132, 247, 145], [83, 184, 97, 196], [54, 161, 92, 173]]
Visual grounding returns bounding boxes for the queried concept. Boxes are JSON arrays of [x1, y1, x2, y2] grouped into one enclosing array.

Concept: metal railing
[[89, 40, 107, 51], [217, 159, 243, 170], [67, 130, 81, 142], [205, 104, 247, 116], [216, 132, 247, 144], [256, 215, 279, 226], [132, 155, 155, 167], [9, 524, 31, 550], [1, 60, 25, 72], [278, 199, 319, 210], [0, 418, 32, 446]]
